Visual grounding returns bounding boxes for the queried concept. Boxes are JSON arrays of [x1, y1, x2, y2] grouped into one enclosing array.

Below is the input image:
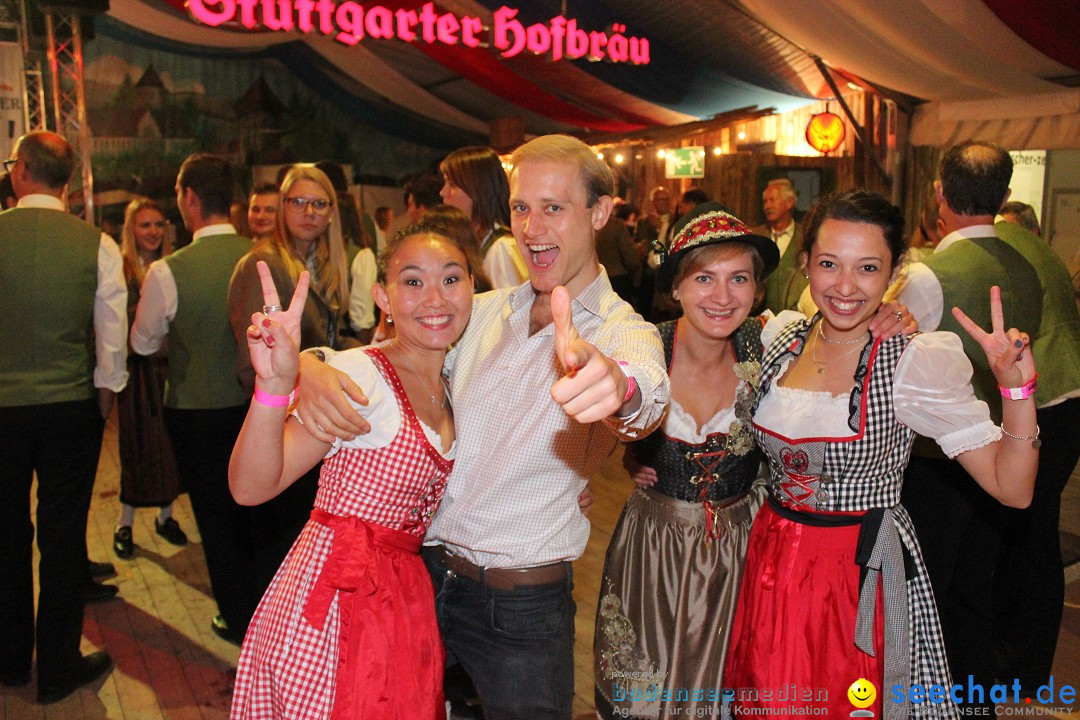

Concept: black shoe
[[84, 581, 119, 604], [37, 651, 112, 704], [0, 668, 31, 687], [112, 526, 134, 559], [88, 560, 116, 579], [154, 517, 188, 546], [210, 614, 244, 646]]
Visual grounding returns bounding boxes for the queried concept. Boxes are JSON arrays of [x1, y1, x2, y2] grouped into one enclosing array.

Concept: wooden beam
[[813, 55, 892, 185], [580, 106, 776, 148]]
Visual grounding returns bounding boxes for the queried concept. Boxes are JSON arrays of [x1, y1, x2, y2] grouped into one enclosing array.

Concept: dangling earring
[[386, 314, 393, 324]]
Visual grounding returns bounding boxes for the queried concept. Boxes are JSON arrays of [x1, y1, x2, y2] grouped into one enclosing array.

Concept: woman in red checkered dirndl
[[228, 224, 476, 719]]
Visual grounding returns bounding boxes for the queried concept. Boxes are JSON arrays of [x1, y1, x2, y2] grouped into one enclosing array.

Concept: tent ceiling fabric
[[107, 0, 819, 144], [911, 89, 1080, 149], [103, 0, 1079, 151], [980, 0, 1080, 72], [735, 0, 1075, 101]]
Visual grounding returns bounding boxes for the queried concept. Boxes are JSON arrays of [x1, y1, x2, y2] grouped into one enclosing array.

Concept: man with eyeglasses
[[0, 131, 127, 703], [130, 153, 258, 645]]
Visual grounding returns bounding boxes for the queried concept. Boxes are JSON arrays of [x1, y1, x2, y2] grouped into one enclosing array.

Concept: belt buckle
[[441, 547, 476, 582]]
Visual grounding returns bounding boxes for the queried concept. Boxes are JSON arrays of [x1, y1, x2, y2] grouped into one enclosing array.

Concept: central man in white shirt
[[296, 134, 669, 718]]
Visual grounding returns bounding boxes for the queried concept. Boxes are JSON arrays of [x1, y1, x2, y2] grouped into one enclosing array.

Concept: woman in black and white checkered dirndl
[[725, 316, 958, 720], [724, 190, 1038, 720]]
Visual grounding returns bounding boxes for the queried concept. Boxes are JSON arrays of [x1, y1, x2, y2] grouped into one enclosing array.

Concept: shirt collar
[[193, 223, 238, 240], [15, 193, 65, 211], [507, 266, 613, 325], [575, 266, 614, 317], [772, 219, 795, 237], [936, 224, 996, 253]]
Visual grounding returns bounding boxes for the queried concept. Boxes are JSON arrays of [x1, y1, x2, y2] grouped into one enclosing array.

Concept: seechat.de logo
[[891, 676, 1076, 710]]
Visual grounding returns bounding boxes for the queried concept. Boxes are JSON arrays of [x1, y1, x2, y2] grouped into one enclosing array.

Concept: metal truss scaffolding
[[2, 0, 90, 217], [46, 12, 93, 219], [12, 0, 47, 133]]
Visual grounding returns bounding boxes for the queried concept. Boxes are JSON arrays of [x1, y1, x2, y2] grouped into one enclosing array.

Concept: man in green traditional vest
[[0, 131, 127, 702], [898, 140, 1043, 709], [753, 178, 807, 313], [991, 216, 1080, 693], [130, 153, 256, 645]]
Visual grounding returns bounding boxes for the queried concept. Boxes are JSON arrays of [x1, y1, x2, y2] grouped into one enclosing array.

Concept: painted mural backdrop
[[81, 17, 453, 209]]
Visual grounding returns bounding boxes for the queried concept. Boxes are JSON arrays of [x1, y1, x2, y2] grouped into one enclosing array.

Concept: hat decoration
[[656, 202, 779, 290], [668, 210, 756, 259]]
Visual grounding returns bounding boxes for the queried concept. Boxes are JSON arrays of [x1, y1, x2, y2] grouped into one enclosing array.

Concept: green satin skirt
[[594, 483, 764, 719]]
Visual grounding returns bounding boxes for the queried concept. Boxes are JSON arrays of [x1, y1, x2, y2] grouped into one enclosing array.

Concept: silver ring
[[894, 311, 903, 322], [262, 304, 283, 315]]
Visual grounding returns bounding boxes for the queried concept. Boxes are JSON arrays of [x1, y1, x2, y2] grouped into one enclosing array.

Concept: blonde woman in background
[[113, 198, 189, 559], [229, 165, 354, 394]]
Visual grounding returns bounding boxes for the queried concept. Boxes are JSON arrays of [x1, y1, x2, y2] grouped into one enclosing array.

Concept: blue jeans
[[423, 547, 576, 720]]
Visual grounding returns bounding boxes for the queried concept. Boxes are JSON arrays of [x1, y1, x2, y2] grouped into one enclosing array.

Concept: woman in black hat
[[593, 203, 780, 720]]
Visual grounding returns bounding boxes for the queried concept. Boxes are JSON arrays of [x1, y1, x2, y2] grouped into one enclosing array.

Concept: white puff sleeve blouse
[[296, 347, 454, 459], [892, 331, 1001, 457], [760, 313, 1000, 458]]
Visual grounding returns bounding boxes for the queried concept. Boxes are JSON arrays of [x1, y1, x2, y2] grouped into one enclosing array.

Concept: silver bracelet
[[1000, 424, 1041, 450]]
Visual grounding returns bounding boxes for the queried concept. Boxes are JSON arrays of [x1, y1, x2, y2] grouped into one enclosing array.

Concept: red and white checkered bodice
[[314, 347, 453, 536]]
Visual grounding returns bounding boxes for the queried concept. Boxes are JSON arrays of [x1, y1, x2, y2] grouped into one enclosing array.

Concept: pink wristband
[[1000, 373, 1037, 401], [254, 387, 292, 407], [616, 361, 638, 404]]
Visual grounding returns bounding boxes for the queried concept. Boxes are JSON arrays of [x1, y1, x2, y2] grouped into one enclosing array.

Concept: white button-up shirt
[[426, 270, 669, 568], [770, 218, 796, 258], [130, 224, 238, 356], [896, 224, 996, 333]]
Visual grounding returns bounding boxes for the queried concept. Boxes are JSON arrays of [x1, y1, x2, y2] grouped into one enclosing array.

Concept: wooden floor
[[4, 410, 1080, 719]]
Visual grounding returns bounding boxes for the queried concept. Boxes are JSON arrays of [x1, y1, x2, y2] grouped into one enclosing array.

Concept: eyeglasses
[[3, 158, 17, 173], [283, 196, 332, 215]]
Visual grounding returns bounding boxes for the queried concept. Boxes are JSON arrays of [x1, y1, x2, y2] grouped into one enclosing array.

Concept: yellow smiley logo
[[848, 678, 877, 709]]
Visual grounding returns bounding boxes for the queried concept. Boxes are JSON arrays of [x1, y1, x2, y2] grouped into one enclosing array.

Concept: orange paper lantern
[[806, 112, 846, 153]]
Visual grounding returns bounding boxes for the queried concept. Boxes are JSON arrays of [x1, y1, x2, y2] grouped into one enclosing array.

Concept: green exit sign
[[665, 146, 706, 178]]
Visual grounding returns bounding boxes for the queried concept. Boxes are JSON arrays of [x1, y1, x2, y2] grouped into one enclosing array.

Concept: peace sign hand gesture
[[951, 285, 1036, 391], [246, 260, 310, 396]]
